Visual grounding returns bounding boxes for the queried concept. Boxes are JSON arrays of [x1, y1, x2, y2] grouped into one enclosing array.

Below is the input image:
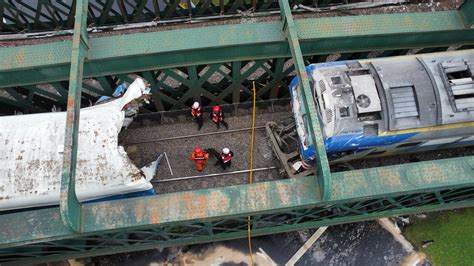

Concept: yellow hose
[[247, 81, 257, 266]]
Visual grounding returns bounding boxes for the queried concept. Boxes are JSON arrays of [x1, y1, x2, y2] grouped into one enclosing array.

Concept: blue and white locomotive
[[285, 50, 474, 173]]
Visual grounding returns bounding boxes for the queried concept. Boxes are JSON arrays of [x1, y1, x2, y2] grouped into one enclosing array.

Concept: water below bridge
[[85, 220, 419, 265]]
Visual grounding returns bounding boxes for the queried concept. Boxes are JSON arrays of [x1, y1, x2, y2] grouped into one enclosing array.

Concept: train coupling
[[266, 121, 315, 178]]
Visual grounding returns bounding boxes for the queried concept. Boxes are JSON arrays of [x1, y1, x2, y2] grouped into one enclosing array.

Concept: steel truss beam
[[279, 0, 331, 199], [0, 47, 467, 114], [1, 10, 474, 89], [60, 0, 89, 232], [460, 0, 474, 28], [0, 0, 400, 34], [1, 9, 473, 114], [0, 156, 473, 264], [0, 1, 474, 263], [1, 47, 469, 114]]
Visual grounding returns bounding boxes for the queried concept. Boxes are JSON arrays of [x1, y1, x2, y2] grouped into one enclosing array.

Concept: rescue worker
[[215, 148, 234, 170], [191, 101, 203, 130], [189, 146, 209, 172], [210, 105, 229, 129]]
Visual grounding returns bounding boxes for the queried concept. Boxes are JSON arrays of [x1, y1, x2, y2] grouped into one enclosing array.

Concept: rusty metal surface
[[331, 156, 474, 200], [60, 0, 89, 232], [1, 155, 473, 248], [1, 10, 474, 88], [0, 176, 319, 247], [0, 0, 473, 261], [2, 0, 413, 34], [279, 0, 331, 200]]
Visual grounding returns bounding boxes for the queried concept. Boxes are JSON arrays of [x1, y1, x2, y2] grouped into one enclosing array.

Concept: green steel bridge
[[0, 0, 473, 263]]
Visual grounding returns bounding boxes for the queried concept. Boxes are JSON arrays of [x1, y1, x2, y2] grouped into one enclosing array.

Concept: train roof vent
[[390, 86, 419, 119], [350, 75, 382, 114], [441, 61, 474, 112]]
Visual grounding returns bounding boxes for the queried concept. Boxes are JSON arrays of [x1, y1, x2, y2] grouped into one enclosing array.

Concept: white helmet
[[222, 148, 230, 154], [193, 102, 200, 109]]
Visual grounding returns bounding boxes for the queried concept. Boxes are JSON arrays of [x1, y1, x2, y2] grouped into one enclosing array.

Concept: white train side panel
[[0, 79, 154, 211]]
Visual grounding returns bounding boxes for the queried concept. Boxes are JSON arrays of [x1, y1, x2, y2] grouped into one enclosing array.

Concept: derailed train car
[[0, 78, 158, 212], [268, 50, 474, 177]]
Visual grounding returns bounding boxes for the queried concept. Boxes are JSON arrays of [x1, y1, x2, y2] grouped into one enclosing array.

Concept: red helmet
[[213, 105, 220, 113], [194, 146, 202, 153]]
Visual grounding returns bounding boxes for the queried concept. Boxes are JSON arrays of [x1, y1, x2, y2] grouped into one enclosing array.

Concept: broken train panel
[[0, 78, 158, 211]]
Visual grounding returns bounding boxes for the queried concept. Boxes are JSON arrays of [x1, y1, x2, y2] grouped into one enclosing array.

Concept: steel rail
[[152, 166, 278, 183], [123, 125, 267, 145]]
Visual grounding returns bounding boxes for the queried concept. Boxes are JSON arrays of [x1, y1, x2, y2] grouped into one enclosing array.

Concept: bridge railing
[[0, 0, 473, 263], [0, 0, 450, 34]]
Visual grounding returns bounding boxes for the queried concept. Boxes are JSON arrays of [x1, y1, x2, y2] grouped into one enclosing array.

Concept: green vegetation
[[403, 208, 474, 266]]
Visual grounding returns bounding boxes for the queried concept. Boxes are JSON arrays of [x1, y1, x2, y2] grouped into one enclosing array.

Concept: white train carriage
[[0, 78, 157, 212]]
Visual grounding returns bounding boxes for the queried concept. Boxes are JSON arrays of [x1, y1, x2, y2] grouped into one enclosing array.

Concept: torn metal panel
[[0, 78, 153, 211]]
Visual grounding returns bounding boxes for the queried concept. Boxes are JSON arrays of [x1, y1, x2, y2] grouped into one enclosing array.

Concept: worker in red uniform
[[191, 101, 203, 130], [210, 105, 229, 129], [215, 148, 234, 170], [189, 146, 209, 171]]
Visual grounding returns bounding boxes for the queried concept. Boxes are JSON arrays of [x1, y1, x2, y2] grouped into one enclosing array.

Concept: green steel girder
[[279, 0, 331, 200], [460, 0, 474, 28], [0, 80, 102, 115], [2, 200, 474, 265], [0, 57, 295, 114], [0, 155, 472, 244], [0, 0, 372, 34], [1, 10, 474, 90], [6, 47, 464, 114], [0, 1, 473, 263], [60, 0, 89, 232], [1, 8, 473, 114], [0, 156, 473, 263]]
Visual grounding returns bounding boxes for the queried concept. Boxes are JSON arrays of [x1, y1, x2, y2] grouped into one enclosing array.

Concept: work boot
[[222, 121, 229, 129]]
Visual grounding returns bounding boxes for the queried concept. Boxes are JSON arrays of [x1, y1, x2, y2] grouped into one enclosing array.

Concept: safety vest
[[221, 153, 232, 163], [194, 152, 207, 160], [212, 111, 223, 122], [191, 106, 201, 117]]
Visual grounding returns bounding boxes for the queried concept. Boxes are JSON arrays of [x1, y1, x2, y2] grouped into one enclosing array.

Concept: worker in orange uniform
[[191, 101, 203, 130], [189, 146, 209, 171], [215, 148, 234, 170], [210, 105, 229, 129]]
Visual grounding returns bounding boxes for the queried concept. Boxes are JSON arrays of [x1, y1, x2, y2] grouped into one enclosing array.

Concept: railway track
[[121, 104, 474, 194], [123, 110, 290, 194], [152, 166, 278, 183], [123, 126, 267, 145]]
